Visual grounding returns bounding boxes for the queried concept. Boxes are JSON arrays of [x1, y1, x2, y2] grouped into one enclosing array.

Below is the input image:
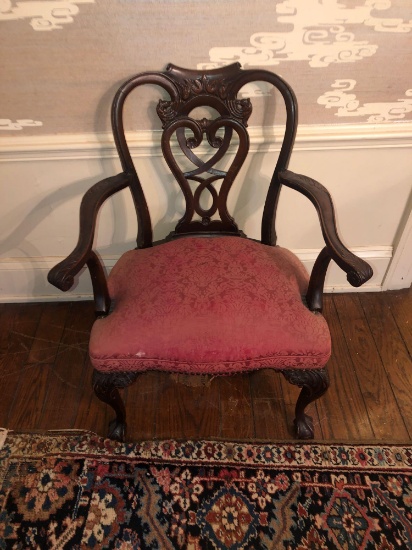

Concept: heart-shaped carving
[[161, 116, 249, 233]]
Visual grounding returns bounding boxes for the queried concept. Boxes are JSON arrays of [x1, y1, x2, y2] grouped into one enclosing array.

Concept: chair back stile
[[110, 63, 298, 247]]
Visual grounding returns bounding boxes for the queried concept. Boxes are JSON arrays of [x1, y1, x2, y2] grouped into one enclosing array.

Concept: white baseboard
[[0, 246, 392, 302], [382, 206, 412, 290]]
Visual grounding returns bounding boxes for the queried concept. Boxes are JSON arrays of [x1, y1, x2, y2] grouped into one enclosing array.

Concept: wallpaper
[[1, 0, 411, 134]]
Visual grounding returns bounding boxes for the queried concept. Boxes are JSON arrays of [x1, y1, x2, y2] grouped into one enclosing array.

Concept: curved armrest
[[279, 169, 373, 289], [48, 172, 130, 291]]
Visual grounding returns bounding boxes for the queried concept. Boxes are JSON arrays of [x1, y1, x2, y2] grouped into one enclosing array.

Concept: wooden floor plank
[[0, 351, 27, 428], [7, 364, 50, 430], [156, 373, 221, 439], [27, 302, 71, 364], [385, 288, 412, 356], [333, 294, 409, 440], [250, 370, 290, 439], [0, 305, 29, 425], [252, 398, 291, 440], [219, 374, 254, 439], [37, 301, 95, 430], [359, 292, 412, 438], [0, 303, 20, 355], [317, 296, 374, 440], [0, 303, 43, 426], [126, 372, 159, 441], [73, 357, 109, 437], [6, 303, 44, 356]]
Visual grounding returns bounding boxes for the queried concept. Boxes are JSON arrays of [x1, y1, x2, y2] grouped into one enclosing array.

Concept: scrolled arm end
[[47, 254, 86, 291], [346, 260, 373, 288]]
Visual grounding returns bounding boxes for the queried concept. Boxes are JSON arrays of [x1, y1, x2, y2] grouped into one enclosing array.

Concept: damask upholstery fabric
[[89, 237, 331, 374]]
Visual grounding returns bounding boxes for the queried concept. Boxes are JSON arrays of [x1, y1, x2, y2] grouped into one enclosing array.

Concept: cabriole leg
[[282, 368, 329, 439], [92, 369, 139, 442]]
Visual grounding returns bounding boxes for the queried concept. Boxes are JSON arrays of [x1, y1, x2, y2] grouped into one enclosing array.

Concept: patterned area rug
[[1, 430, 412, 549]]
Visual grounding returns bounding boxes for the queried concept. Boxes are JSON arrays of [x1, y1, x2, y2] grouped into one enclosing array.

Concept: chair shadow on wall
[[0, 176, 129, 297], [0, 77, 288, 299], [0, 80, 127, 298]]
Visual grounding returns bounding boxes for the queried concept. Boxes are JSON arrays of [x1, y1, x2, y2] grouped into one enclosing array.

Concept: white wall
[[0, 123, 411, 302]]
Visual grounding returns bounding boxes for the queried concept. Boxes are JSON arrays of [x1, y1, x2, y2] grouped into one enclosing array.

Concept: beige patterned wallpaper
[[1, 0, 412, 134]]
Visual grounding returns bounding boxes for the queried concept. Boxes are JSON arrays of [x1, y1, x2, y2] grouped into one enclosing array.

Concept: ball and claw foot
[[294, 413, 314, 439], [282, 368, 329, 440], [108, 419, 126, 442]]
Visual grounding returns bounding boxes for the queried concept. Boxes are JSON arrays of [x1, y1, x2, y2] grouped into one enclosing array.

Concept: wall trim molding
[[0, 245, 392, 302], [1, 122, 411, 162], [382, 207, 412, 291]]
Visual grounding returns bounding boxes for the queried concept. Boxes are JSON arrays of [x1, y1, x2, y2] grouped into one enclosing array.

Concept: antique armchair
[[48, 63, 373, 442]]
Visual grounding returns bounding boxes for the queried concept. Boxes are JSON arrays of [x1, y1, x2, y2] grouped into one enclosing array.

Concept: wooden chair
[[48, 63, 373, 442]]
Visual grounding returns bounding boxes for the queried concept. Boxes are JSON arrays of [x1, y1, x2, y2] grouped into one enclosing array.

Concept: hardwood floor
[[0, 290, 411, 443]]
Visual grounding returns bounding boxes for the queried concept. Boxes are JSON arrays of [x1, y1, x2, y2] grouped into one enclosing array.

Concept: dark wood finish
[[1, 292, 411, 442], [125, 372, 159, 440], [334, 293, 409, 440], [36, 302, 95, 431], [2, 304, 43, 429], [251, 371, 294, 439], [219, 375, 254, 439], [47, 63, 299, 316], [317, 296, 375, 440], [385, 289, 412, 355], [48, 173, 129, 314], [306, 247, 332, 312], [279, 373, 324, 439], [74, 358, 109, 437], [155, 373, 221, 439], [279, 170, 373, 309], [359, 292, 412, 437], [27, 302, 70, 364], [282, 368, 329, 439], [92, 370, 139, 442], [111, 63, 298, 247], [45, 64, 375, 440]]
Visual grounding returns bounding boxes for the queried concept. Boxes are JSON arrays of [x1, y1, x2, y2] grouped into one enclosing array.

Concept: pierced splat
[[111, 62, 298, 248], [157, 64, 253, 237]]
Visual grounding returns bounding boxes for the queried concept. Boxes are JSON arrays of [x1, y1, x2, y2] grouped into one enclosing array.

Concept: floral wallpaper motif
[[0, 119, 43, 130], [198, 0, 412, 122], [0, 0, 94, 31], [318, 80, 412, 122], [200, 0, 412, 70], [0, 0, 411, 132]]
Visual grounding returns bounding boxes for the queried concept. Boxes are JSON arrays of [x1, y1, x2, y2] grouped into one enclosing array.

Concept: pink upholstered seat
[[90, 237, 331, 374]]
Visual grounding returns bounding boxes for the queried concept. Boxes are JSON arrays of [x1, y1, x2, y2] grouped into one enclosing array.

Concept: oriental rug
[[1, 430, 412, 549]]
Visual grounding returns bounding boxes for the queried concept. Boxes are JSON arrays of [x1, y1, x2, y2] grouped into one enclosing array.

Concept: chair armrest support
[[305, 247, 332, 312], [279, 169, 373, 303], [48, 172, 130, 293]]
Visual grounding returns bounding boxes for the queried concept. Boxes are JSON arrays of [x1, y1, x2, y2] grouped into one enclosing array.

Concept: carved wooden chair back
[[112, 62, 297, 247]]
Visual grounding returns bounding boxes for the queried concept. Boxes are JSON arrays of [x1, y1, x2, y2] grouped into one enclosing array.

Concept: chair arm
[[278, 169, 373, 289], [48, 172, 130, 292]]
